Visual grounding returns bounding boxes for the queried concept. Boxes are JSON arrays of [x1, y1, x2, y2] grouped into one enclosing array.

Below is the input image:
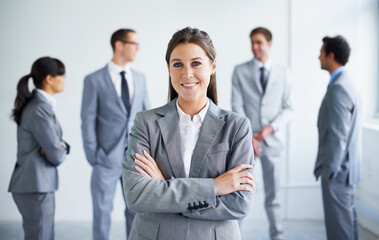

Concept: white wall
[[0, 0, 378, 233]]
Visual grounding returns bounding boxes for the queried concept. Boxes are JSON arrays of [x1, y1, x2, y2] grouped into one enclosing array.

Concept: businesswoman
[[122, 27, 254, 240], [9, 57, 70, 240]]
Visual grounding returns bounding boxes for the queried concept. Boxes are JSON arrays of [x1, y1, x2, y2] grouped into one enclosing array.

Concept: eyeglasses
[[121, 40, 139, 47]]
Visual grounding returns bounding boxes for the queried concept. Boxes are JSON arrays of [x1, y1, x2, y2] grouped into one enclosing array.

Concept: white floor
[[1, 219, 378, 240]]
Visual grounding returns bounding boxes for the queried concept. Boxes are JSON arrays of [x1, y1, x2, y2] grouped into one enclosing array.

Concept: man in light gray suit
[[314, 35, 361, 240], [81, 28, 150, 240], [232, 27, 293, 240]]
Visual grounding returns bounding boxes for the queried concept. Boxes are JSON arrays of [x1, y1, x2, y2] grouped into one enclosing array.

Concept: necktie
[[120, 71, 130, 113], [260, 67, 267, 92]]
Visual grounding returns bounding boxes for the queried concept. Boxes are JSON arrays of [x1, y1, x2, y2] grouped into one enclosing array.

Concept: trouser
[[91, 164, 136, 240], [260, 149, 284, 240], [12, 192, 55, 240], [321, 178, 358, 240]]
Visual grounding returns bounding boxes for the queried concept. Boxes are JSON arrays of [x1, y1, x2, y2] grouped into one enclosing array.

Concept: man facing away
[[81, 28, 150, 240], [231, 27, 293, 240], [315, 35, 361, 240]]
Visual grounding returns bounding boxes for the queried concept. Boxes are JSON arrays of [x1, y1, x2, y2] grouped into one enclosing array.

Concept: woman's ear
[[211, 59, 217, 74], [44, 75, 53, 86]]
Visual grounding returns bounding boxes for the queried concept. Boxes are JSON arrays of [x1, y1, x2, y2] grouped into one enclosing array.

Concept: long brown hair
[[165, 27, 217, 105]]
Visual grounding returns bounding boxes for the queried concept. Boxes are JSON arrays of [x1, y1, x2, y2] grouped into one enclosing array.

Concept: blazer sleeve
[[181, 118, 254, 220], [322, 85, 353, 180], [231, 66, 246, 116], [81, 75, 98, 166], [29, 103, 67, 166], [270, 69, 294, 131], [122, 112, 217, 213]]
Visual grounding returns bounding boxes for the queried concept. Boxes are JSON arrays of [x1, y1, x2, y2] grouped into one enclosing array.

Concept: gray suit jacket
[[122, 99, 254, 240], [314, 71, 362, 185], [9, 91, 68, 193], [81, 65, 149, 168], [232, 59, 293, 149]]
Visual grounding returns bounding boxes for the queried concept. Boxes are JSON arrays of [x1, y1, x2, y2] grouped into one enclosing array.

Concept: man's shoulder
[[234, 59, 253, 70], [85, 66, 107, 80], [271, 62, 288, 73]]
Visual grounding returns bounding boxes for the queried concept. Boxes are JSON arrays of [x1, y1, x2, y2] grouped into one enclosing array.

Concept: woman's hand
[[134, 150, 165, 180], [60, 141, 67, 149], [214, 164, 254, 196]]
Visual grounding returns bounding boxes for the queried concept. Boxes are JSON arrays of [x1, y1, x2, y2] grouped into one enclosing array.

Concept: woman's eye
[[192, 61, 201, 66], [173, 62, 182, 68]]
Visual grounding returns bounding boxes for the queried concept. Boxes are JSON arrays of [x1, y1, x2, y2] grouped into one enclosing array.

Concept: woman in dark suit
[[122, 27, 255, 240], [9, 57, 70, 240]]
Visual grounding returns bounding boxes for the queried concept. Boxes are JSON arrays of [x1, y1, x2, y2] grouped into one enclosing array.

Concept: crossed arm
[[122, 112, 255, 220]]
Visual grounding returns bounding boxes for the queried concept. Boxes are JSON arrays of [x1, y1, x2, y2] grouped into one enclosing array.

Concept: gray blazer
[[314, 71, 362, 185], [122, 99, 254, 240], [9, 91, 68, 193], [81, 65, 149, 168], [232, 59, 293, 149]]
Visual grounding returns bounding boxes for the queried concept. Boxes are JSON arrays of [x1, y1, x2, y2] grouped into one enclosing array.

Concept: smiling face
[[251, 33, 272, 62], [168, 43, 216, 107]]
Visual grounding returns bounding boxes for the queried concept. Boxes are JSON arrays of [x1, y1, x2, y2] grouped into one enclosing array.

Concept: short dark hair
[[110, 28, 136, 52], [322, 35, 351, 65], [250, 27, 272, 41]]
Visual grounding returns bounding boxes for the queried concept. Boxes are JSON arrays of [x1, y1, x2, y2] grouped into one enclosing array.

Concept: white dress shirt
[[176, 99, 209, 177], [253, 58, 272, 89], [36, 89, 57, 112], [107, 60, 134, 100]]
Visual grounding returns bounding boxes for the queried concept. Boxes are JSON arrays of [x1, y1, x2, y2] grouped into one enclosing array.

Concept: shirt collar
[[36, 89, 57, 110], [253, 58, 272, 71], [328, 66, 345, 86], [108, 60, 131, 76], [176, 98, 209, 124]]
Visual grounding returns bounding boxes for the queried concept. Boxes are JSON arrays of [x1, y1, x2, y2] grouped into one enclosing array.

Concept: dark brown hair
[[250, 27, 272, 42], [165, 27, 217, 105], [110, 28, 136, 52], [11, 57, 65, 125], [322, 35, 351, 66]]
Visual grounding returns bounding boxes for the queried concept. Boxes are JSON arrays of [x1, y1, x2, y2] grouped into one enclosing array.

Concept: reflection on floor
[[0, 219, 378, 240]]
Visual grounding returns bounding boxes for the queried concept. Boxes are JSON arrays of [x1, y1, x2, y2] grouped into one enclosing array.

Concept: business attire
[[81, 61, 150, 240], [314, 67, 361, 240], [122, 99, 254, 240], [231, 58, 293, 240], [9, 89, 70, 240]]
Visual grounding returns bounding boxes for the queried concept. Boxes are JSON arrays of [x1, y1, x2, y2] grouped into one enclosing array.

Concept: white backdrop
[[0, 0, 378, 226]]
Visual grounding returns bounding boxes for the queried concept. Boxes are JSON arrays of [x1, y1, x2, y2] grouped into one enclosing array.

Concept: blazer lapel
[[103, 66, 127, 114], [156, 100, 187, 178], [189, 101, 225, 178], [248, 59, 263, 95], [34, 91, 62, 137]]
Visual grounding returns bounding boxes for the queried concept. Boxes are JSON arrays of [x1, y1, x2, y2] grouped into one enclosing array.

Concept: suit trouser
[[260, 149, 284, 240], [321, 178, 358, 240], [91, 164, 136, 240], [12, 192, 55, 240]]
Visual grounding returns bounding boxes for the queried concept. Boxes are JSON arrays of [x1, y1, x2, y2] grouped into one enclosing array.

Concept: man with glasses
[[81, 28, 150, 240]]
